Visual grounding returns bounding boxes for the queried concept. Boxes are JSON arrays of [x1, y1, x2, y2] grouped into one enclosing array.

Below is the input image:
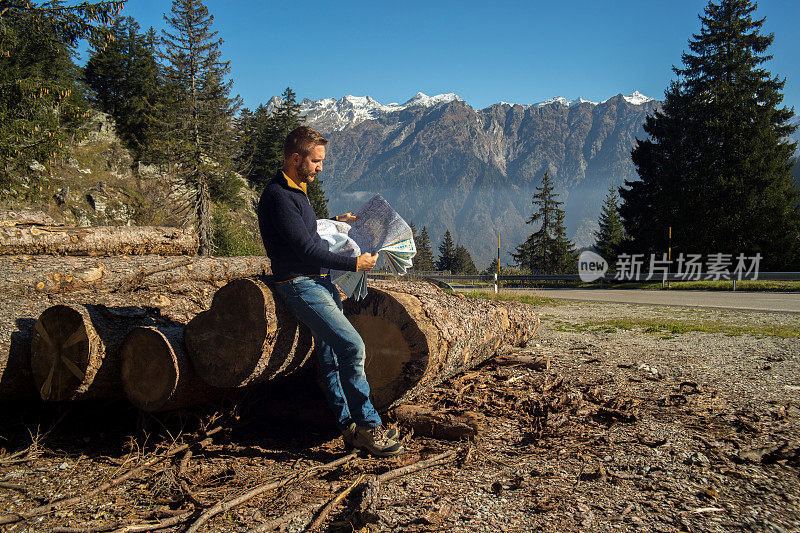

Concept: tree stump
[[121, 326, 223, 411], [184, 277, 313, 388]]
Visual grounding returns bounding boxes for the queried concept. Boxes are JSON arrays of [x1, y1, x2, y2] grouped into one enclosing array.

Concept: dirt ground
[[1, 297, 799, 532]]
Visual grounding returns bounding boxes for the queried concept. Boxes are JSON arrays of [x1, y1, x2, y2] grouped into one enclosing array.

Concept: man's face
[[294, 144, 325, 183]]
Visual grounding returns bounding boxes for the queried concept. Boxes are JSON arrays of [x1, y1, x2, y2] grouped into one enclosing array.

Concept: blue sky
[[102, 0, 800, 112]]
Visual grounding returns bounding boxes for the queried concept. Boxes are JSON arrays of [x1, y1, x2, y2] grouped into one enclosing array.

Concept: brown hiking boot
[[342, 423, 398, 448], [349, 425, 404, 457]]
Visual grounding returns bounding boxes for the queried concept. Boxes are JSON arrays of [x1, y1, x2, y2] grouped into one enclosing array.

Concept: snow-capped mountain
[[266, 92, 464, 132], [267, 91, 653, 133]]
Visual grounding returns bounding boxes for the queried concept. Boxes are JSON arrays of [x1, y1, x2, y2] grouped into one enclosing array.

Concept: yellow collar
[[283, 171, 307, 194]]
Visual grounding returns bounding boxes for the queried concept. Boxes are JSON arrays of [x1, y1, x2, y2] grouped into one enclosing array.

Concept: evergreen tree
[[159, 0, 242, 255], [0, 1, 123, 181], [307, 175, 330, 219], [436, 230, 456, 272], [482, 258, 500, 276], [620, 0, 799, 269], [594, 185, 625, 271], [452, 245, 478, 274], [513, 172, 577, 274], [85, 17, 163, 160], [413, 226, 436, 272], [235, 87, 330, 217]]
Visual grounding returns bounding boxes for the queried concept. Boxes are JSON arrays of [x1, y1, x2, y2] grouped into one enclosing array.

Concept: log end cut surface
[[344, 289, 439, 411], [121, 327, 179, 412], [185, 278, 272, 387], [30, 305, 99, 401]]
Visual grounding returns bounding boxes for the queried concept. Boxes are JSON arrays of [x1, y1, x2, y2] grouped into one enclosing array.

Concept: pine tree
[[307, 175, 330, 219], [436, 230, 456, 272], [452, 245, 478, 274], [0, 1, 123, 181], [594, 185, 625, 271], [413, 226, 436, 272], [235, 87, 330, 217], [159, 0, 242, 255], [482, 258, 500, 276], [513, 172, 577, 274], [620, 0, 799, 269], [85, 17, 163, 160]]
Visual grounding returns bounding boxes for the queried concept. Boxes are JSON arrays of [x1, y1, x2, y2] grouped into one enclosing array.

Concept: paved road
[[493, 288, 800, 314]]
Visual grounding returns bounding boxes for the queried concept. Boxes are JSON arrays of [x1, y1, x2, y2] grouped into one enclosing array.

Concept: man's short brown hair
[[284, 126, 327, 159]]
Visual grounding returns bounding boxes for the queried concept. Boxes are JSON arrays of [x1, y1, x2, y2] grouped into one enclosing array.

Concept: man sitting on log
[[257, 126, 403, 457]]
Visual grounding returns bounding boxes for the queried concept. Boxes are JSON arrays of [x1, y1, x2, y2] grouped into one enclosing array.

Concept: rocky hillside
[[0, 112, 261, 255], [289, 92, 661, 267]]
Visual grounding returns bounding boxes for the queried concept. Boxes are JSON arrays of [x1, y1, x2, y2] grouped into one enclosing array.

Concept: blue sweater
[[257, 169, 358, 282]]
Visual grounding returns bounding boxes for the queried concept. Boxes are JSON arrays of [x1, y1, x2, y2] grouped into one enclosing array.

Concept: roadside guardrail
[[368, 272, 800, 291]]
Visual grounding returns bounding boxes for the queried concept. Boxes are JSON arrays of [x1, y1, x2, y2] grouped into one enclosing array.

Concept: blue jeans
[[273, 275, 382, 430]]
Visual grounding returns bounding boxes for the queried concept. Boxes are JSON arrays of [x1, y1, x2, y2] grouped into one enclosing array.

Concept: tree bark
[[183, 279, 539, 410], [0, 225, 198, 256], [393, 405, 483, 440], [184, 277, 313, 388], [120, 326, 225, 411], [0, 255, 269, 296]]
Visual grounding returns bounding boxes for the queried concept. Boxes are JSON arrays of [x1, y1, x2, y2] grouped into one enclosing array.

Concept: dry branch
[[393, 405, 483, 440], [247, 504, 318, 533], [306, 474, 365, 531], [494, 354, 550, 371], [0, 427, 221, 526], [185, 451, 358, 533]]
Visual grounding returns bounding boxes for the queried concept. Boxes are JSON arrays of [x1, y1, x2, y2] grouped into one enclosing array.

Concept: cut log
[[0, 255, 269, 296], [120, 326, 225, 411], [0, 209, 58, 227], [0, 225, 198, 256], [30, 304, 161, 401], [344, 281, 538, 410], [184, 279, 538, 411], [184, 277, 313, 388], [393, 405, 483, 440]]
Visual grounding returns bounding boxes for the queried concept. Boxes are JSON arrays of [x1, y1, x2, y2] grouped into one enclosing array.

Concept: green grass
[[580, 317, 799, 338], [462, 290, 568, 307], [465, 291, 800, 338]]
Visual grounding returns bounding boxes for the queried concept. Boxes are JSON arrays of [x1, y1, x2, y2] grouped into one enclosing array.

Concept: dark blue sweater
[[257, 169, 358, 282]]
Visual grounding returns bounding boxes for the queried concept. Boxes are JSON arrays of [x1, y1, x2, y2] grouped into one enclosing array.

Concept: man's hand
[[356, 252, 378, 271], [335, 212, 357, 223]]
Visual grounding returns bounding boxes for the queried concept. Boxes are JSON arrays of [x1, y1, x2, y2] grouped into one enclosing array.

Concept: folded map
[[316, 194, 416, 300]]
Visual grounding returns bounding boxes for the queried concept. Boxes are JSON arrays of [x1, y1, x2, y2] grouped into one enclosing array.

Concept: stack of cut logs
[[0, 210, 540, 417]]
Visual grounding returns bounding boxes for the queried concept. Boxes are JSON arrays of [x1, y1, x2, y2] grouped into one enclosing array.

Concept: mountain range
[[268, 91, 662, 267]]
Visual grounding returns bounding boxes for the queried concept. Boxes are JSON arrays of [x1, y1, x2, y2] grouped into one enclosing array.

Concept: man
[[257, 126, 403, 457]]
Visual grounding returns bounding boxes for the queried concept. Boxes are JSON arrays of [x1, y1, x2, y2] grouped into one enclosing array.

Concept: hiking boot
[[342, 423, 399, 448], [350, 425, 404, 457]]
